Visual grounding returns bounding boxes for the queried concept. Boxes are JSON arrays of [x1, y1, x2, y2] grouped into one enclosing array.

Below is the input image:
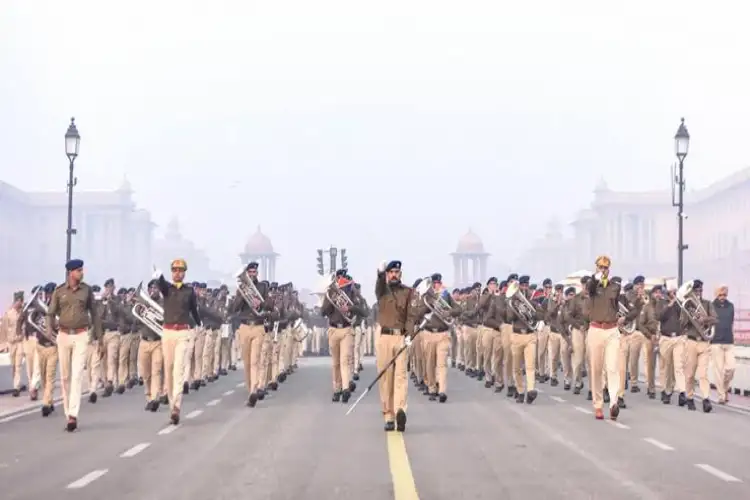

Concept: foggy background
[[1, 0, 749, 300]]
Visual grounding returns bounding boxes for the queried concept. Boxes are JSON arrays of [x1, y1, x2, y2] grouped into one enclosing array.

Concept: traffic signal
[[316, 249, 325, 275], [341, 249, 348, 269]]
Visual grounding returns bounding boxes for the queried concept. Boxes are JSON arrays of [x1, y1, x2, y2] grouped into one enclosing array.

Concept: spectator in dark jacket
[[710, 285, 735, 404]]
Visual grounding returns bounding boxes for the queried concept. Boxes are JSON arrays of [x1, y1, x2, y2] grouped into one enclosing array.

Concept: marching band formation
[[0, 258, 315, 431], [0, 253, 739, 436]]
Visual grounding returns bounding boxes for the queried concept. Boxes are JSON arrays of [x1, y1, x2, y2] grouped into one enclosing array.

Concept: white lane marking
[[574, 406, 592, 414], [158, 425, 180, 435], [224, 389, 235, 396], [185, 409, 203, 419], [67, 469, 108, 489], [236, 382, 244, 388], [535, 388, 544, 393], [642, 437, 674, 451], [206, 399, 221, 407], [550, 396, 566, 403], [120, 443, 151, 458], [607, 421, 630, 430], [695, 464, 742, 482]]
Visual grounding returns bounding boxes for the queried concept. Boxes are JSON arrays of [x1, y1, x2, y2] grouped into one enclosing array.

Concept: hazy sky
[[2, 0, 749, 292]]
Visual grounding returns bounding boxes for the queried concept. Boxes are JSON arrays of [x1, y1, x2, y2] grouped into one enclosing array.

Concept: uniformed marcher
[[137, 280, 165, 412], [375, 260, 418, 432], [47, 259, 103, 432], [34, 283, 59, 416], [680, 279, 718, 412], [153, 258, 202, 425]]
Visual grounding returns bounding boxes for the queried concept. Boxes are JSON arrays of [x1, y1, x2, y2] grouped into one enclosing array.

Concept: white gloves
[[378, 260, 387, 273], [593, 271, 603, 281], [404, 336, 412, 348], [152, 268, 163, 279]]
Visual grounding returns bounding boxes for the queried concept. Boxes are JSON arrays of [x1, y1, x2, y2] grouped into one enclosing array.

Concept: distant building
[[519, 167, 750, 301], [0, 178, 154, 292], [450, 229, 491, 287], [154, 217, 230, 285], [239, 226, 279, 282]]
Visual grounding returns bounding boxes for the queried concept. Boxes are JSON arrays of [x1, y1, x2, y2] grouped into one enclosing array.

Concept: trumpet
[[505, 282, 543, 332], [323, 274, 357, 324], [234, 267, 265, 316], [416, 277, 455, 327], [132, 282, 164, 337], [675, 281, 715, 341]]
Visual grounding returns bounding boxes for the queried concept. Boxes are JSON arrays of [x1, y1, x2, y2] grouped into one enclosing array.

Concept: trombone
[[675, 281, 715, 341], [504, 282, 544, 332]]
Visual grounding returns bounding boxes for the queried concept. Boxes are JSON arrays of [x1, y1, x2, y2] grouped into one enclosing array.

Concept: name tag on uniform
[[220, 324, 231, 338]]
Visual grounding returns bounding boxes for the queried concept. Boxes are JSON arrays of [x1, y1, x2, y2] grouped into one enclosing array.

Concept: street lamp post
[[65, 117, 81, 262], [672, 117, 690, 286]]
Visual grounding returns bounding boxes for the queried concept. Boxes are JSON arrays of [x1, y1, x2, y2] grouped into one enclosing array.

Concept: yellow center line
[[386, 432, 420, 500]]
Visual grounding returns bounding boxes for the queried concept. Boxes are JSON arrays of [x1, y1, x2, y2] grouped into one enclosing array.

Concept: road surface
[[0, 357, 748, 500]]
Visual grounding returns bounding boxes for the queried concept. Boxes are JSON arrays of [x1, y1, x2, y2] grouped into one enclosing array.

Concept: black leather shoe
[[182, 382, 190, 395], [396, 409, 407, 432], [686, 399, 696, 411], [341, 390, 351, 403], [89, 392, 97, 403], [116, 384, 126, 395], [247, 393, 258, 408], [678, 392, 687, 407], [617, 397, 627, 409], [702, 399, 712, 413], [41, 405, 52, 417], [170, 412, 180, 425], [332, 391, 341, 403], [66, 417, 78, 432], [494, 384, 504, 393], [438, 393, 447, 403], [348, 381, 357, 392], [384, 421, 395, 431], [526, 390, 538, 404], [515, 392, 525, 403], [353, 373, 360, 381]]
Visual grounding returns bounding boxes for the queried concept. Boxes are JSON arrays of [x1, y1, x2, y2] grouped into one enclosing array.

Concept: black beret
[[431, 273, 443, 282], [270, 282, 279, 289], [487, 277, 498, 285], [651, 285, 663, 293], [191, 281, 199, 287], [507, 273, 519, 282], [31, 285, 41, 293], [147, 279, 158, 288], [355, 283, 361, 289], [632, 275, 645, 285], [117, 287, 127, 295], [565, 286, 576, 295], [127, 287, 135, 293], [104, 278, 115, 287], [542, 278, 552, 286], [499, 280, 507, 289], [693, 279, 703, 289], [199, 283, 207, 289], [472, 282, 482, 289], [611, 276, 622, 284], [219, 284, 228, 291], [452, 288, 459, 293], [92, 285, 101, 292], [65, 259, 84, 271], [44, 282, 57, 293], [261, 280, 270, 286], [412, 278, 423, 288], [529, 283, 538, 290], [13, 291, 24, 301], [386, 260, 401, 271], [335, 269, 348, 277], [623, 283, 634, 292], [246, 261, 259, 270], [581, 276, 591, 284], [554, 284, 564, 291], [519, 275, 530, 285]]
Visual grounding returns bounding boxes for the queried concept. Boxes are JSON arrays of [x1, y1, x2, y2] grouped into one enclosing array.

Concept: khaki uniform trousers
[[456, 325, 465, 366], [138, 338, 163, 402], [475, 326, 486, 372], [36, 343, 58, 405], [537, 326, 550, 376], [510, 332, 537, 393], [658, 335, 686, 394], [711, 344, 736, 402], [425, 331, 451, 393], [10, 339, 40, 390], [641, 334, 658, 393], [587, 326, 620, 410], [684, 338, 711, 400], [119, 332, 137, 383], [377, 333, 408, 423], [85, 339, 102, 390], [547, 331, 571, 381], [410, 330, 425, 381], [628, 330, 646, 386], [480, 326, 504, 380], [615, 332, 632, 398], [162, 328, 190, 412], [260, 332, 274, 388], [57, 330, 90, 418], [201, 329, 218, 379], [190, 328, 206, 382], [500, 325, 514, 387], [571, 328, 587, 387], [328, 327, 353, 392], [101, 330, 120, 383], [464, 326, 479, 370], [237, 324, 264, 393]]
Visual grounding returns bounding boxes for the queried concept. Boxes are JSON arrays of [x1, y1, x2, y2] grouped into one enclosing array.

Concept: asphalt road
[[0, 357, 748, 500]]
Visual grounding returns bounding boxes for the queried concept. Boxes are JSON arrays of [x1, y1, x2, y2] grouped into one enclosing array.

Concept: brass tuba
[[26, 289, 57, 344], [617, 302, 637, 334], [323, 273, 356, 323], [505, 281, 543, 332], [132, 282, 164, 337], [675, 281, 715, 341], [416, 277, 455, 327], [234, 267, 265, 315]]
